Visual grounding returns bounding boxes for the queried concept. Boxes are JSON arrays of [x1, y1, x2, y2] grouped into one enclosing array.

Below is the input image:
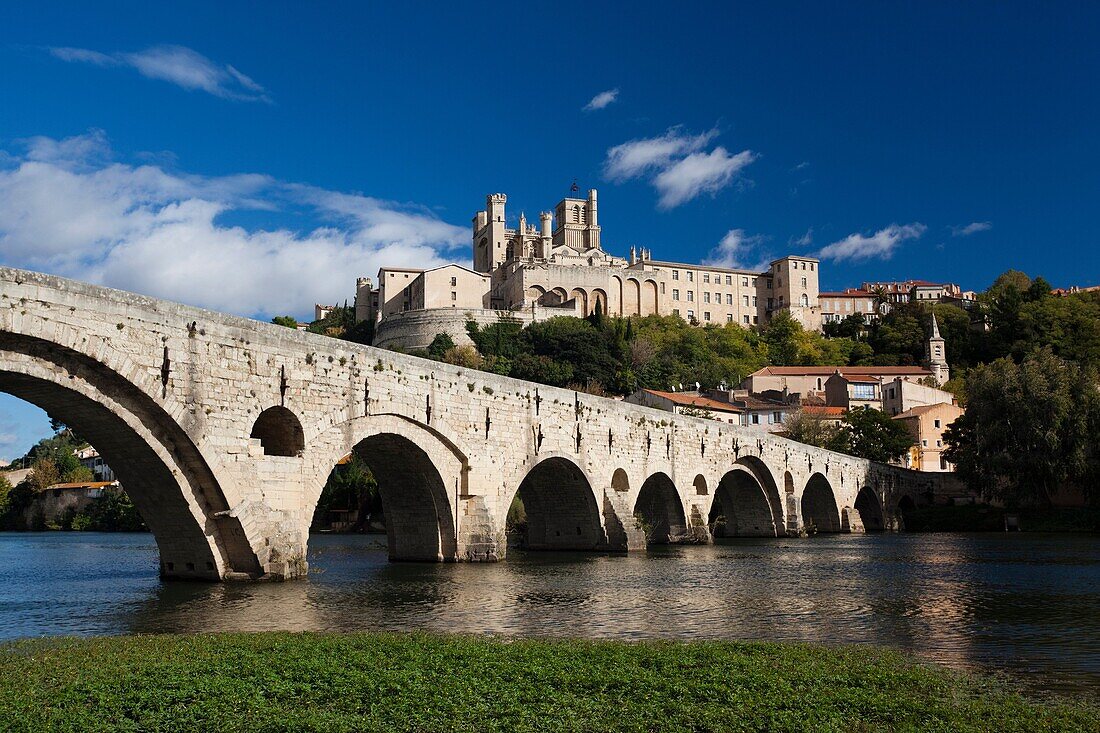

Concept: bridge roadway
[[0, 268, 943, 580]]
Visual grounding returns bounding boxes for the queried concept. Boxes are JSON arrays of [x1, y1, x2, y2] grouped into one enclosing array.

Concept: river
[[1, 531, 1098, 696]]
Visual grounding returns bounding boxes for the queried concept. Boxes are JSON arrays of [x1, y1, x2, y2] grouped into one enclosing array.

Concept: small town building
[[893, 403, 965, 472], [623, 388, 796, 431]]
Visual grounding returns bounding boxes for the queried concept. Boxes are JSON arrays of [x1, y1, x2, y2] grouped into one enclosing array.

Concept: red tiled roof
[[803, 406, 846, 416], [643, 390, 742, 413], [751, 366, 931, 377], [42, 481, 114, 491], [843, 376, 881, 384], [893, 403, 963, 420]]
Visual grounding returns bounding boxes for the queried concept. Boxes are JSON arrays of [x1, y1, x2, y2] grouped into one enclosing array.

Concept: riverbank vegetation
[[0, 632, 1095, 732]]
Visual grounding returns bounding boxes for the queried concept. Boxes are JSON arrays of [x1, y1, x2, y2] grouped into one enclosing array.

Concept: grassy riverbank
[[1, 633, 1096, 732]]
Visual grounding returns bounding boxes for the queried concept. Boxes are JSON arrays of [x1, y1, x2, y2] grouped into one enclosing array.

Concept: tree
[[782, 410, 839, 449], [943, 348, 1100, 507], [30, 458, 60, 491], [272, 315, 298, 329], [829, 407, 915, 463], [63, 465, 95, 484], [426, 332, 455, 361], [870, 285, 890, 316]]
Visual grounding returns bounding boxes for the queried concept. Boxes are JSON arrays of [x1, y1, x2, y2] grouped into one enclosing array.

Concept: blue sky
[[2, 1, 1099, 459]]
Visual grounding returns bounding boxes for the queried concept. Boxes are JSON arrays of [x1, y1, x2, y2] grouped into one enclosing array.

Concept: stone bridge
[[0, 268, 943, 580]]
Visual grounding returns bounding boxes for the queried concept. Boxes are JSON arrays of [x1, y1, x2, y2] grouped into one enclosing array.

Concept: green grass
[[0, 633, 1096, 732]]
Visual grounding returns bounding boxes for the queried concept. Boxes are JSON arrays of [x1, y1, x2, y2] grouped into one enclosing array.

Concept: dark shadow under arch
[[897, 495, 918, 532], [513, 457, 604, 551], [251, 406, 304, 456], [802, 473, 842, 534], [350, 432, 457, 561], [735, 456, 785, 535], [0, 332, 258, 579], [709, 469, 777, 538], [854, 486, 886, 532], [633, 473, 687, 544]]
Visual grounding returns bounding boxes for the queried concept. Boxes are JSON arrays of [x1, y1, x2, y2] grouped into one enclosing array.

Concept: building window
[[742, 295, 749, 306], [687, 271, 694, 282], [451, 292, 457, 301], [743, 315, 750, 324], [704, 292, 710, 303], [810, 263, 815, 271], [673, 308, 680, 316], [703, 273, 710, 283], [727, 314, 733, 323], [726, 294, 733, 305], [687, 309, 694, 319], [687, 291, 694, 302], [751, 414, 760, 425], [704, 311, 711, 321], [934, 419, 941, 428], [936, 440, 942, 447], [922, 439, 928, 447], [767, 279, 773, 289], [752, 296, 757, 306], [725, 275, 732, 285], [753, 316, 758, 324], [801, 277, 807, 287], [800, 294, 809, 307], [853, 385, 876, 400], [673, 289, 680, 300], [672, 270, 679, 280]]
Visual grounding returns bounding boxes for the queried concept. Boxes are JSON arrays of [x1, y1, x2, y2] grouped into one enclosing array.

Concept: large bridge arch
[[0, 332, 262, 580], [305, 413, 464, 562], [633, 472, 687, 544], [509, 454, 605, 551], [802, 472, 842, 534], [734, 456, 785, 535], [710, 468, 778, 537]]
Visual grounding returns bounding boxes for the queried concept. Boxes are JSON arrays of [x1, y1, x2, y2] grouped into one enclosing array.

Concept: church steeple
[[925, 313, 949, 386]]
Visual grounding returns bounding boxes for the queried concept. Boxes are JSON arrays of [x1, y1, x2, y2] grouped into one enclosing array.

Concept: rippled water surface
[[2, 532, 1098, 695]]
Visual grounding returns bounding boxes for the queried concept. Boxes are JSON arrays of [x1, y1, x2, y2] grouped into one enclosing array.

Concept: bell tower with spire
[[925, 313, 949, 386]]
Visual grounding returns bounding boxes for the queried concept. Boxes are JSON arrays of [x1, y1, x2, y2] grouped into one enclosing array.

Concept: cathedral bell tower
[[925, 313, 949, 386]]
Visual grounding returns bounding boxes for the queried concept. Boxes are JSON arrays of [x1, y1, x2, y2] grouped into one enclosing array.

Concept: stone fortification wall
[[373, 304, 578, 351]]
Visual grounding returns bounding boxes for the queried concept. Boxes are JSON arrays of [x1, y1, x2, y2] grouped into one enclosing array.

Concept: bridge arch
[[306, 413, 462, 562], [0, 332, 261, 580], [611, 468, 630, 493], [734, 456, 785, 535], [633, 472, 687, 544], [511, 455, 604, 551], [854, 486, 885, 532], [709, 468, 777, 537], [692, 474, 709, 495], [802, 473, 842, 534]]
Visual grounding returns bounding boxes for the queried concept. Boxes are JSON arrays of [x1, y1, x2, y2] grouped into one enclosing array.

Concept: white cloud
[[817, 223, 926, 262], [702, 229, 771, 271], [653, 147, 757, 209], [789, 228, 813, 247], [0, 132, 468, 319], [951, 221, 992, 237], [583, 88, 619, 111], [48, 45, 270, 102], [603, 127, 755, 208]]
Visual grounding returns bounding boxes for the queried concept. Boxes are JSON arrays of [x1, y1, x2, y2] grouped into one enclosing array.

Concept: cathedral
[[356, 190, 822, 351]]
